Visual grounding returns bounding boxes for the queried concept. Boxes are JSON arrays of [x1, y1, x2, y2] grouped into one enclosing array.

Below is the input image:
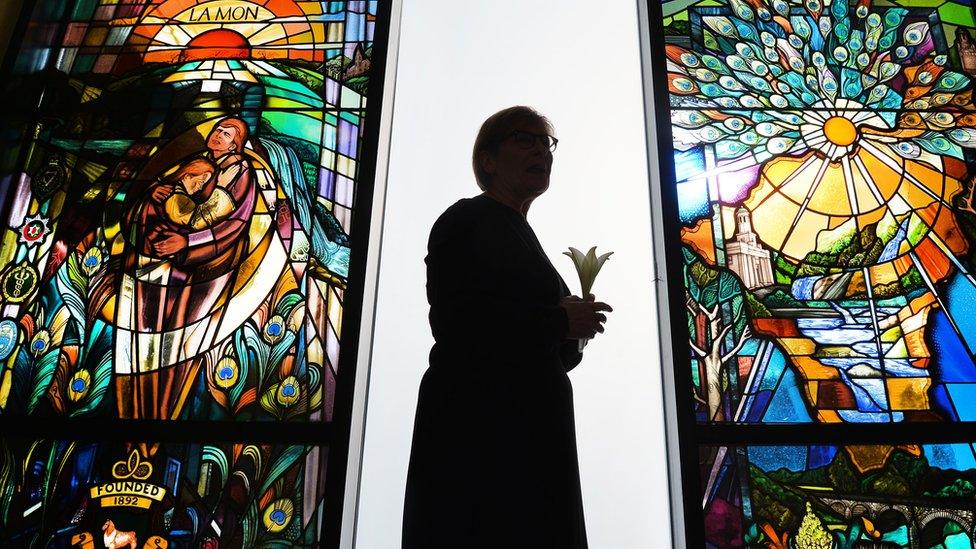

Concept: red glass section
[[181, 28, 250, 61]]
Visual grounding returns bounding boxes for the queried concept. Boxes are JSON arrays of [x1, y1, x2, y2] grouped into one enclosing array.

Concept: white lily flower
[[563, 246, 613, 296]]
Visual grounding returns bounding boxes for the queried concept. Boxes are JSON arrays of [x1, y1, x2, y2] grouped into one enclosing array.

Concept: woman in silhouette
[[403, 106, 611, 549]]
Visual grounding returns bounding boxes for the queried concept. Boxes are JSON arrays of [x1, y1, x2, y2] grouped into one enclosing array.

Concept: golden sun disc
[[823, 116, 858, 147]]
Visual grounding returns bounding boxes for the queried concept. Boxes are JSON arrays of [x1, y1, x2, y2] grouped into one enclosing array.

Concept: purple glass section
[[319, 168, 336, 200], [326, 78, 339, 106], [339, 119, 357, 158]]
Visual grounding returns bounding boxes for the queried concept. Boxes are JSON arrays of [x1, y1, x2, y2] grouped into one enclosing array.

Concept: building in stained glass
[[0, 1, 392, 546], [726, 207, 775, 290], [643, 0, 976, 545]]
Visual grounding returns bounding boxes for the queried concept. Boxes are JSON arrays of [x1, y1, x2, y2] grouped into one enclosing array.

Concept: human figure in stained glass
[[109, 116, 260, 421], [0, 0, 383, 545], [161, 158, 235, 231], [403, 106, 611, 549]]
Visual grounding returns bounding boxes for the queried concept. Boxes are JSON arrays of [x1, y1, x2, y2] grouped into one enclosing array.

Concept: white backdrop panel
[[356, 1, 671, 547]]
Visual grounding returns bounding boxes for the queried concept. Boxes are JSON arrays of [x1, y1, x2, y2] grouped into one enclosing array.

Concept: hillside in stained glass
[[702, 444, 976, 547]]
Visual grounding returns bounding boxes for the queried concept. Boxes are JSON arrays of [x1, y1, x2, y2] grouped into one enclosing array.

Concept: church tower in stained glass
[[725, 207, 774, 290]]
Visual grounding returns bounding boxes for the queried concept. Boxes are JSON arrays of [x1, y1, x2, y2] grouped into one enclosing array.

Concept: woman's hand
[[150, 230, 188, 256], [561, 294, 612, 339]]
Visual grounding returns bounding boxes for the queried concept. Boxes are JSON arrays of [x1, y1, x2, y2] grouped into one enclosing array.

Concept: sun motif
[[822, 116, 857, 147], [667, 0, 976, 269], [672, 0, 976, 427], [130, 0, 320, 63], [797, 98, 886, 162]]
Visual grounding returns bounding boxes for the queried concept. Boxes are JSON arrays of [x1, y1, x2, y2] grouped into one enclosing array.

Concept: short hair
[[213, 116, 250, 153], [471, 106, 554, 191]]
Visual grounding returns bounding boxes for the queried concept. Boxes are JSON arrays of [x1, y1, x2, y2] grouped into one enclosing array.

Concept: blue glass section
[[923, 444, 976, 470], [806, 445, 837, 469], [758, 344, 787, 392], [946, 532, 973, 548], [946, 274, 976, 354], [947, 384, 976, 421], [674, 148, 705, 183], [676, 179, 710, 223], [762, 364, 812, 423], [930, 383, 960, 421], [675, 147, 709, 222], [879, 526, 909, 545], [746, 445, 808, 472], [930, 310, 976, 382]]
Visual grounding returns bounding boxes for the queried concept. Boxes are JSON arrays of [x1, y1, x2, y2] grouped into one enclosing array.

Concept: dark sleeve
[[426, 206, 569, 357], [557, 275, 584, 371], [560, 341, 583, 372]]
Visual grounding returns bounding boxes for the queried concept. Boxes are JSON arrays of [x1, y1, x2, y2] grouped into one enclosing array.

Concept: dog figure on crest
[[102, 520, 137, 549]]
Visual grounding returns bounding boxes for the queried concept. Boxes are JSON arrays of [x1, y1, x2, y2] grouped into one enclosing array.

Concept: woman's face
[[486, 120, 554, 198]]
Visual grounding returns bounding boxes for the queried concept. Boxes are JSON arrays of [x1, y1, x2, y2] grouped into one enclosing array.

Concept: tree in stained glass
[[0, 0, 384, 545]]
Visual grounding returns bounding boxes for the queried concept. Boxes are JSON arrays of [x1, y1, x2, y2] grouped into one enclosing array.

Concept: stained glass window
[[644, 0, 976, 545], [2, 437, 327, 547], [0, 0, 391, 545], [700, 444, 976, 547]]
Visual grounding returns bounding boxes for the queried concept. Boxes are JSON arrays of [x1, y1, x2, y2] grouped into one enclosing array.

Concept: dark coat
[[402, 194, 587, 549]]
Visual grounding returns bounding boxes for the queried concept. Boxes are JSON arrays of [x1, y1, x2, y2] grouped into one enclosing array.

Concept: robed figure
[[97, 117, 261, 421]]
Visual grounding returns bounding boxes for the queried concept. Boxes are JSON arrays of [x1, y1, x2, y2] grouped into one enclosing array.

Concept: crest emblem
[[112, 450, 153, 481], [0, 319, 16, 361], [1, 262, 39, 303], [32, 155, 67, 200], [17, 215, 50, 246]]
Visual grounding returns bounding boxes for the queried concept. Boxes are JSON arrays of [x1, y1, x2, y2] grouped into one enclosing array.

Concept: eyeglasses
[[506, 130, 558, 152]]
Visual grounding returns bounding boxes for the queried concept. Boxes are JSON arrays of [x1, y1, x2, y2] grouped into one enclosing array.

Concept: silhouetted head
[[207, 116, 249, 157], [472, 106, 556, 199]]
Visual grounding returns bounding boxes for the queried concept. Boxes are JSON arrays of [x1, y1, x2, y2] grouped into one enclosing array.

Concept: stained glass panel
[[648, 0, 976, 544], [0, 438, 327, 547], [701, 444, 976, 547], [0, 0, 380, 424], [0, 0, 389, 545], [657, 0, 976, 425]]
